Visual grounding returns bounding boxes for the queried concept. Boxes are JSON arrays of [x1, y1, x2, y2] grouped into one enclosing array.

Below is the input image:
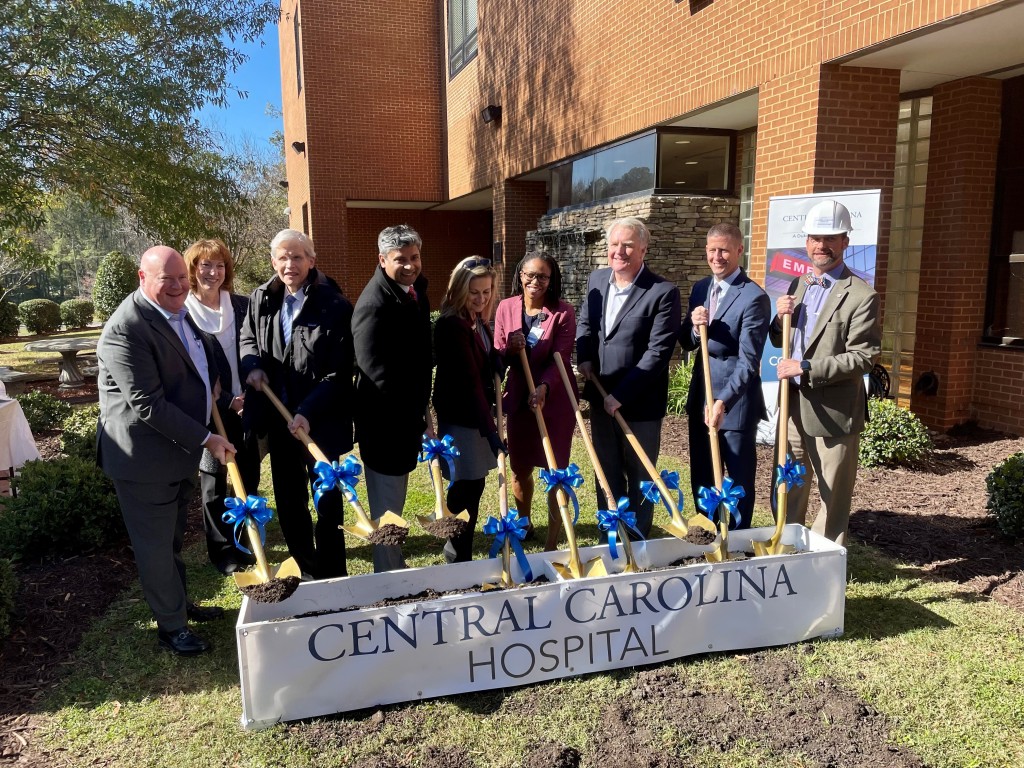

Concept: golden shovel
[[697, 325, 743, 564], [482, 373, 517, 589], [553, 355, 639, 573], [520, 349, 605, 580], [210, 403, 301, 587], [415, 413, 471, 530], [589, 377, 718, 540], [752, 313, 799, 557], [259, 386, 407, 541]]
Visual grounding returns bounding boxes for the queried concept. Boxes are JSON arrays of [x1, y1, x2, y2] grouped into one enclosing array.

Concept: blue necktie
[[282, 295, 297, 347]]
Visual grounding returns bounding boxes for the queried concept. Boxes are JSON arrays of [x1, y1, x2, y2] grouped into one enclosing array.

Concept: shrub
[[0, 557, 15, 639], [61, 403, 100, 461], [0, 301, 19, 338], [15, 391, 73, 433], [18, 298, 61, 334], [60, 298, 94, 329], [93, 250, 138, 320], [859, 398, 932, 468], [0, 457, 122, 562], [985, 452, 1024, 538], [666, 357, 694, 416]]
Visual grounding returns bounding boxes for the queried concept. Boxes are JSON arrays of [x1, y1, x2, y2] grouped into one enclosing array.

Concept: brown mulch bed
[[1, 393, 1023, 763]]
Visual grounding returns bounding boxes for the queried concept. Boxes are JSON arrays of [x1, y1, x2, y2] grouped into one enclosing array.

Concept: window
[[448, 0, 478, 77], [550, 129, 733, 210], [301, 203, 309, 235]]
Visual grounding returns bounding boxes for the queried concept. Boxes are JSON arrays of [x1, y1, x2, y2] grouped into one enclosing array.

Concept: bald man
[[98, 246, 235, 656]]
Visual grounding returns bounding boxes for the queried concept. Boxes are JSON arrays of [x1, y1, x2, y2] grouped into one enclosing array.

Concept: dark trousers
[[113, 475, 195, 632], [589, 407, 660, 537], [200, 419, 262, 568], [445, 478, 485, 562], [267, 422, 347, 580], [687, 413, 757, 529]]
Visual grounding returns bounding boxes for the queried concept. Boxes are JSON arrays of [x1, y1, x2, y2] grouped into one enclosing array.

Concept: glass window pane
[[571, 156, 595, 205], [917, 118, 931, 139], [897, 121, 911, 143], [594, 134, 656, 200], [552, 164, 572, 209], [915, 139, 929, 162], [658, 133, 731, 191]]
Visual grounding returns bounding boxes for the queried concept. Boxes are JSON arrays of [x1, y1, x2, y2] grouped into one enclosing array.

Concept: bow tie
[[803, 274, 830, 288]]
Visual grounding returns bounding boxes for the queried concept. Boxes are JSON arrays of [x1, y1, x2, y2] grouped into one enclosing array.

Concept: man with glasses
[[352, 224, 432, 572], [680, 223, 770, 529], [772, 199, 880, 544], [576, 217, 681, 536]]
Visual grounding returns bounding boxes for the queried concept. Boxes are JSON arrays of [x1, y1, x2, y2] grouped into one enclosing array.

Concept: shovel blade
[[416, 513, 439, 527], [276, 557, 303, 579], [342, 523, 375, 541], [378, 511, 409, 529], [751, 539, 797, 557], [454, 510, 471, 523], [661, 519, 690, 539], [688, 513, 719, 534], [233, 569, 270, 587]]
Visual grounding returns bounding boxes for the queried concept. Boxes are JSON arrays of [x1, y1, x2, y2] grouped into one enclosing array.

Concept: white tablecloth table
[[0, 398, 42, 472]]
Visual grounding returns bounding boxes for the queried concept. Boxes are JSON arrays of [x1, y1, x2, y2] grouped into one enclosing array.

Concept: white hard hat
[[802, 200, 853, 235]]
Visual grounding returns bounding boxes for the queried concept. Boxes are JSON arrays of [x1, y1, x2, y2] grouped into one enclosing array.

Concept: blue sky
[[198, 24, 283, 149]]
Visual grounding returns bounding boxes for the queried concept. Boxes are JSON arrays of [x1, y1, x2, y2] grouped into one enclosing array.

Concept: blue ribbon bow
[[774, 454, 807, 491], [597, 496, 645, 560], [419, 434, 460, 489], [696, 477, 745, 528], [312, 455, 362, 510], [483, 509, 533, 582], [538, 464, 584, 525], [222, 495, 274, 555], [641, 469, 684, 517]]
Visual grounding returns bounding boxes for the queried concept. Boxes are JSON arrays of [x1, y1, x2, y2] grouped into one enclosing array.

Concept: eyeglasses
[[521, 272, 551, 283], [463, 258, 492, 270]]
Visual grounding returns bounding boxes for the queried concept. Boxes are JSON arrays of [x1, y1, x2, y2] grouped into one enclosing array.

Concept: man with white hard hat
[[771, 199, 881, 544]]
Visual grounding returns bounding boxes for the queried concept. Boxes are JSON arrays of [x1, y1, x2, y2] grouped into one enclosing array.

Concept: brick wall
[[912, 78, 1002, 430], [972, 347, 1024, 435], [493, 180, 550, 296]]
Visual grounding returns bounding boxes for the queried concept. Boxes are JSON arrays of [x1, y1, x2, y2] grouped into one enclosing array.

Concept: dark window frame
[[448, 0, 478, 78]]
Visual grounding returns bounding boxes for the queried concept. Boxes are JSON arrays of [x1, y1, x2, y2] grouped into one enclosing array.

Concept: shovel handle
[[495, 373, 513, 586], [698, 325, 726, 490], [519, 349, 582, 566], [769, 313, 793, 547], [210, 403, 271, 578]]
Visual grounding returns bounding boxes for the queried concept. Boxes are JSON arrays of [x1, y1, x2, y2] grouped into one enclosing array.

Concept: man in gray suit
[[772, 199, 881, 544], [98, 246, 235, 656], [577, 217, 681, 536]]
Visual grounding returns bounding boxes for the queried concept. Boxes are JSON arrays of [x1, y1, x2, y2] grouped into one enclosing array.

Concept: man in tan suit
[[771, 200, 881, 544]]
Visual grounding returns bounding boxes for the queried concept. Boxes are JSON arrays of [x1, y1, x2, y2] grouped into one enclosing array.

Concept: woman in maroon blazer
[[494, 253, 577, 550], [432, 257, 502, 562]]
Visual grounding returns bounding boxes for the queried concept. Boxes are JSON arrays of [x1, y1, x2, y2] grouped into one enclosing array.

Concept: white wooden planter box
[[236, 524, 845, 729]]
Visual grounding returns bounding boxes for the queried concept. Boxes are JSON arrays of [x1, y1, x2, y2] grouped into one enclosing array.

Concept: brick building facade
[[278, 0, 1024, 434]]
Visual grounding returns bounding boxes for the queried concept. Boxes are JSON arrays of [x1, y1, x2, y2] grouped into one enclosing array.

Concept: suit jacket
[[769, 266, 881, 437], [432, 313, 497, 436], [680, 268, 770, 432], [239, 268, 354, 458], [576, 265, 681, 421], [97, 290, 217, 483], [352, 267, 432, 474]]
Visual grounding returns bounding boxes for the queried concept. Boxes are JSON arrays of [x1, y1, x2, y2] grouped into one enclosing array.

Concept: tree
[[93, 250, 139, 320], [0, 0, 278, 243]]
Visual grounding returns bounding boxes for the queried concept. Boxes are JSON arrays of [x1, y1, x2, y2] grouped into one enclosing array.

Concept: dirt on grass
[[2, 398, 1023, 765]]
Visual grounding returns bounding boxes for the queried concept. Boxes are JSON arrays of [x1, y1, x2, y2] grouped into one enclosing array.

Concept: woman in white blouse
[[183, 239, 261, 574]]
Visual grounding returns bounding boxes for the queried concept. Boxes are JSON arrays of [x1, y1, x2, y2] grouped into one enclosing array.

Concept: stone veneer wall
[[525, 194, 741, 310]]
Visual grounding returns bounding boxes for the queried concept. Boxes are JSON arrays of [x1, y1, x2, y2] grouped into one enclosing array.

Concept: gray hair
[[270, 229, 315, 260], [378, 224, 422, 255], [606, 216, 650, 246]]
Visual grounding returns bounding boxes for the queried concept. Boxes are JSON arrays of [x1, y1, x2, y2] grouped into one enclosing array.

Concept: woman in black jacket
[[432, 257, 502, 562]]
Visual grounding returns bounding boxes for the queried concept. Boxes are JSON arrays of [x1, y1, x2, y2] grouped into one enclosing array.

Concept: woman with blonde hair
[[432, 257, 503, 562], [183, 238, 260, 574]]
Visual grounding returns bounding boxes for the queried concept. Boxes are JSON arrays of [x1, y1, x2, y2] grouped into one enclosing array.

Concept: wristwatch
[[800, 360, 811, 373]]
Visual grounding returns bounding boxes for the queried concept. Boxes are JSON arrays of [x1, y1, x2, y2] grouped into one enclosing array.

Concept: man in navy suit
[[680, 223, 770, 529], [577, 217, 681, 536]]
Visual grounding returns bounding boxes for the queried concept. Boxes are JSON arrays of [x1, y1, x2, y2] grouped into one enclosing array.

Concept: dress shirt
[[604, 264, 647, 330]]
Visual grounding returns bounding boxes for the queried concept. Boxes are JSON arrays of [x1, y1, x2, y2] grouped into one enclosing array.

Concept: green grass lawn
[[0, 327, 102, 373], [29, 442, 1024, 768]]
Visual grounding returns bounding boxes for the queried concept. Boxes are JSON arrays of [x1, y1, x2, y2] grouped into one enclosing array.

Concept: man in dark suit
[[240, 229, 354, 580], [680, 223, 770, 529], [352, 225, 433, 572], [773, 199, 881, 544], [577, 217, 681, 536], [97, 246, 235, 656]]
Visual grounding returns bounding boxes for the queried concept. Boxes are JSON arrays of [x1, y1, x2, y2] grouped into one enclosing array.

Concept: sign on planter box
[[236, 526, 845, 729]]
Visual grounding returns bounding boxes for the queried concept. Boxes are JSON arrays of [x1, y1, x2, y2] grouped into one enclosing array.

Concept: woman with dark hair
[[432, 256, 503, 562], [494, 252, 577, 550], [183, 238, 260, 574]]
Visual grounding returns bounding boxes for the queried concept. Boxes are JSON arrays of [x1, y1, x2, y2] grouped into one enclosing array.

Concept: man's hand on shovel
[[204, 433, 236, 464]]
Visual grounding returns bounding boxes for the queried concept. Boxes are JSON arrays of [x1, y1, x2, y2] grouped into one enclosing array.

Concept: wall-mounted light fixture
[[278, 180, 290, 189], [480, 105, 502, 124], [291, 141, 306, 154]]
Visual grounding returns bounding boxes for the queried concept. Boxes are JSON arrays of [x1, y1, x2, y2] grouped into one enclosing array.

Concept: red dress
[[493, 296, 578, 469]]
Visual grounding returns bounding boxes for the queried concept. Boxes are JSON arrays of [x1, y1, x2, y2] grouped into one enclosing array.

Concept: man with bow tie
[[772, 199, 881, 544], [680, 223, 770, 529]]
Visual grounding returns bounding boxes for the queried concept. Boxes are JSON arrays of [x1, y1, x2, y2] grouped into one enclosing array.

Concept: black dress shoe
[[158, 627, 211, 656], [186, 603, 225, 622]]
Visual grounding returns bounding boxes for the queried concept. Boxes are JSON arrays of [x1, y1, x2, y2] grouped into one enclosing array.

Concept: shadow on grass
[[843, 594, 954, 640]]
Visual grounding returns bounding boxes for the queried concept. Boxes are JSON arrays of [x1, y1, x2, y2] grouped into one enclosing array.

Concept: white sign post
[[236, 526, 845, 729]]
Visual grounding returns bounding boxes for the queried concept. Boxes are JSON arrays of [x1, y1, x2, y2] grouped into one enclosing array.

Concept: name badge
[[526, 322, 545, 348]]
